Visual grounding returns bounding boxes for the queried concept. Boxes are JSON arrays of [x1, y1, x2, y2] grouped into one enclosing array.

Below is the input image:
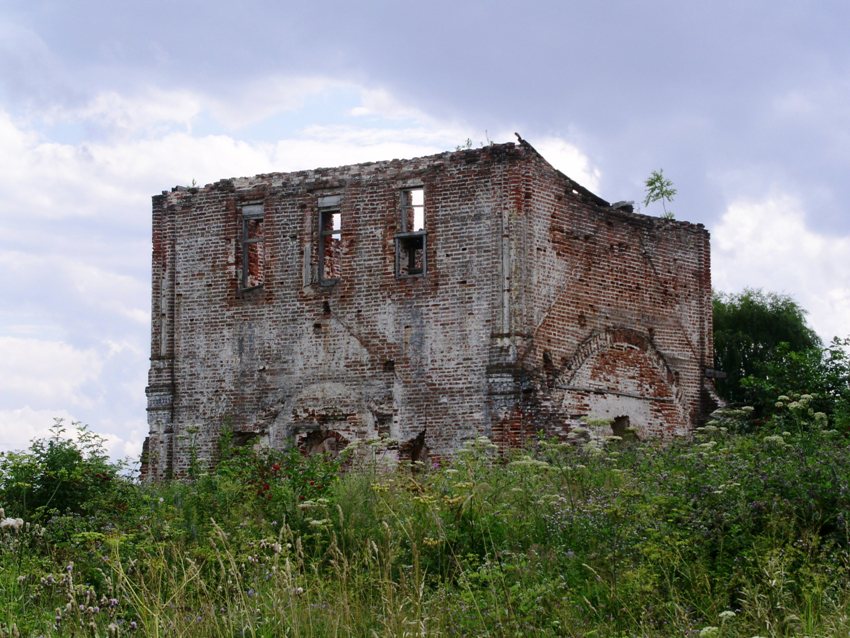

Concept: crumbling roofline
[[169, 142, 522, 194], [513, 134, 610, 208]]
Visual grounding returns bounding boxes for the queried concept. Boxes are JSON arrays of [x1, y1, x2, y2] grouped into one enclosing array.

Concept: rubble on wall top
[[155, 139, 706, 234], [182, 142, 523, 194]]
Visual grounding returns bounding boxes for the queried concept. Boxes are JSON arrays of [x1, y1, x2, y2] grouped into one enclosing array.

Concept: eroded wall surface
[[489, 147, 713, 444], [143, 143, 714, 479], [144, 145, 525, 479]]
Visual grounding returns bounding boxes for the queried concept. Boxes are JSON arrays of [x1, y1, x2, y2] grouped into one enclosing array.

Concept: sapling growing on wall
[[644, 169, 677, 219]]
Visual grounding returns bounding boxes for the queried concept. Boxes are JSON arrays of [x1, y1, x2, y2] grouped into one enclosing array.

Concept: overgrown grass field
[[3, 399, 850, 637]]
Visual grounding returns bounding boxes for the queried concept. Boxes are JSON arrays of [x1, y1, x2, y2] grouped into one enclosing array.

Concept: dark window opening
[[231, 431, 260, 447], [376, 414, 392, 438], [612, 415, 638, 441], [302, 430, 348, 457], [396, 187, 426, 278], [318, 200, 341, 284], [396, 234, 425, 276], [240, 204, 264, 290], [402, 430, 429, 468], [611, 415, 629, 436]]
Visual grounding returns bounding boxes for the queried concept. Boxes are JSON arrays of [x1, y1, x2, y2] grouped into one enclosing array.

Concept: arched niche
[[559, 328, 689, 437], [268, 381, 377, 453]]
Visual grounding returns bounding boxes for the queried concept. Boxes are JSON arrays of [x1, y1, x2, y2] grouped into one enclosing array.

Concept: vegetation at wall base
[[3, 404, 850, 637]]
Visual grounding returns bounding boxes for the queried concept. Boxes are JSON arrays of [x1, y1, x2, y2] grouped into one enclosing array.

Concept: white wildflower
[[583, 444, 603, 456], [0, 517, 24, 532], [719, 610, 736, 620], [699, 627, 719, 637], [508, 457, 551, 469]]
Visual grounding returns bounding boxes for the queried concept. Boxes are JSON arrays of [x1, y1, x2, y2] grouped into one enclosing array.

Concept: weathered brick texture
[[142, 141, 715, 480]]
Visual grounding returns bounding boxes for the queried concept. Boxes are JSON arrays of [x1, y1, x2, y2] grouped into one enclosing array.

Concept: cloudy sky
[[1, 0, 848, 462]]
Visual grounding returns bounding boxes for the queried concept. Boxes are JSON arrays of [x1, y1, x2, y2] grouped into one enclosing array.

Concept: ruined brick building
[[142, 139, 715, 480]]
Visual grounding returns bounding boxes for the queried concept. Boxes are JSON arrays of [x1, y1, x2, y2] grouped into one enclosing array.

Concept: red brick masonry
[[143, 140, 715, 480]]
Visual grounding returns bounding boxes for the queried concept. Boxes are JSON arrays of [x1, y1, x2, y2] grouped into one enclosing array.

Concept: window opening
[[612, 415, 638, 440], [240, 204, 264, 289], [396, 187, 426, 277], [318, 196, 342, 284], [401, 187, 424, 232]]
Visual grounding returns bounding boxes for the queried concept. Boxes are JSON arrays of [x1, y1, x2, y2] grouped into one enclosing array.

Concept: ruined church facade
[[142, 141, 714, 480]]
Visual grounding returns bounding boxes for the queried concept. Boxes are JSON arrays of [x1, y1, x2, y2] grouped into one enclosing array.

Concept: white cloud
[[0, 21, 66, 105], [271, 126, 460, 171], [67, 88, 202, 136], [535, 136, 602, 192], [0, 407, 144, 466], [0, 250, 149, 328], [61, 260, 150, 325], [0, 337, 103, 409], [349, 86, 432, 121], [0, 111, 273, 221], [0, 111, 138, 221], [0, 89, 599, 223], [38, 79, 331, 138], [0, 407, 77, 454], [95, 419, 146, 464], [712, 193, 850, 342], [206, 76, 345, 129]]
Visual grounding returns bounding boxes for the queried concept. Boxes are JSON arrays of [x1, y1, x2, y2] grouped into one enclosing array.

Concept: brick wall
[[491, 143, 713, 443], [142, 142, 714, 479]]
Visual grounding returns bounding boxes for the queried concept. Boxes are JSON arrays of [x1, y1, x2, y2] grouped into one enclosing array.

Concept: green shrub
[[0, 420, 126, 522], [4, 411, 850, 636]]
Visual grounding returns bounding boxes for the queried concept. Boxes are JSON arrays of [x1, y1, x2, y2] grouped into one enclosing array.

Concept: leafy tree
[[713, 289, 821, 406], [740, 337, 850, 427], [643, 169, 677, 219], [0, 420, 124, 521]]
